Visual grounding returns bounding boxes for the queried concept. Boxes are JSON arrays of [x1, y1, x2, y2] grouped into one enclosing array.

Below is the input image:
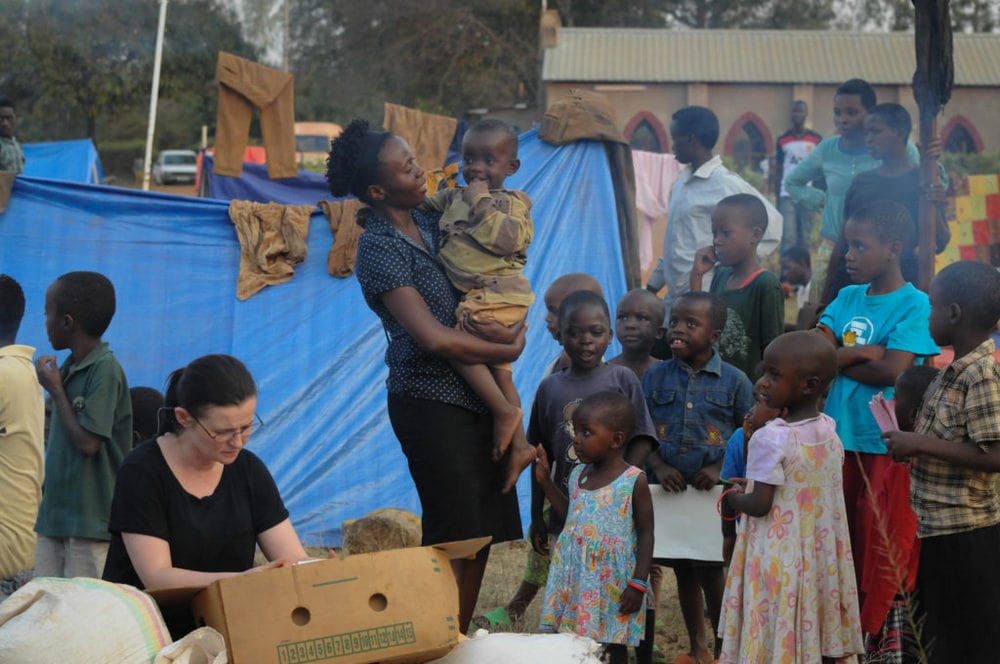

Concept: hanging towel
[[319, 198, 364, 278], [215, 52, 297, 180], [228, 200, 312, 299], [632, 150, 684, 269], [383, 103, 458, 171]]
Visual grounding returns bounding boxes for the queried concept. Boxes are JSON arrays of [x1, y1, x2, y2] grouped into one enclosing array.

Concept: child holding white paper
[[640, 292, 754, 664]]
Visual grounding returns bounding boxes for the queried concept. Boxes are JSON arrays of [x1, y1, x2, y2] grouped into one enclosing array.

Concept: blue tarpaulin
[[201, 152, 330, 206], [22, 139, 104, 184], [0, 128, 626, 545]]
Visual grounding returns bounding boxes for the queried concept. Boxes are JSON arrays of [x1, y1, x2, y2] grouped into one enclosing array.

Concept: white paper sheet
[[651, 485, 724, 561]]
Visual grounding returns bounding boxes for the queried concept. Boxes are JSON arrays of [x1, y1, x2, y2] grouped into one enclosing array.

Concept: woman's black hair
[[161, 354, 257, 433], [325, 118, 391, 206], [836, 78, 877, 111]]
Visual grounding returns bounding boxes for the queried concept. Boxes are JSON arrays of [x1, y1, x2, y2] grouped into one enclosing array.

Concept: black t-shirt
[[102, 439, 288, 588]]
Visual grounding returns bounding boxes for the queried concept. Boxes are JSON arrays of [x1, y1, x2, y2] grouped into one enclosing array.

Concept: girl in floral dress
[[535, 391, 654, 664], [720, 332, 863, 663]]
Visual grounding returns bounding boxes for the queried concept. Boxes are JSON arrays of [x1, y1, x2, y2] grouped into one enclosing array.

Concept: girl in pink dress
[[720, 332, 863, 663]]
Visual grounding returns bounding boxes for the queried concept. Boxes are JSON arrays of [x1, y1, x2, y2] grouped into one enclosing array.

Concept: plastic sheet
[[23, 139, 105, 184], [0, 129, 626, 545]]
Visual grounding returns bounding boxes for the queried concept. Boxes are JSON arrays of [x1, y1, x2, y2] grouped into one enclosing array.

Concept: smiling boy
[[638, 291, 754, 664], [421, 118, 534, 463]]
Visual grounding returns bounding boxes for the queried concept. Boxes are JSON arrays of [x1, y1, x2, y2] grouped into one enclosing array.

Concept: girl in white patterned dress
[[535, 391, 654, 664], [720, 332, 863, 663]]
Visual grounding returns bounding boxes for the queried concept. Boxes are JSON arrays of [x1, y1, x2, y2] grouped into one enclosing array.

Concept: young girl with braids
[[325, 119, 534, 633], [720, 332, 863, 663]]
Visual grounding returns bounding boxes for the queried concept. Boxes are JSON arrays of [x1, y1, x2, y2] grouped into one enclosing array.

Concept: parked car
[[152, 149, 198, 185]]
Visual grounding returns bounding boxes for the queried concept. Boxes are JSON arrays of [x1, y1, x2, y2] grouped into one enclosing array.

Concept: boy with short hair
[[128, 386, 164, 447], [0, 274, 44, 599], [773, 100, 822, 251], [780, 245, 813, 330], [690, 193, 784, 378], [884, 260, 1000, 664], [609, 288, 665, 381], [638, 291, 754, 664], [0, 97, 25, 174], [33, 271, 132, 578], [421, 118, 533, 464]]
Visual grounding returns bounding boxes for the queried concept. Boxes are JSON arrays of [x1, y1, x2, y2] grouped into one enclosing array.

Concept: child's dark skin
[[721, 394, 785, 566], [534, 401, 653, 664], [448, 127, 532, 465], [530, 303, 614, 555], [726, 338, 825, 518], [35, 280, 104, 457], [883, 282, 1000, 472], [645, 298, 724, 492], [638, 296, 725, 664], [609, 289, 664, 381], [816, 218, 916, 387], [723, 333, 845, 664], [690, 203, 763, 293]]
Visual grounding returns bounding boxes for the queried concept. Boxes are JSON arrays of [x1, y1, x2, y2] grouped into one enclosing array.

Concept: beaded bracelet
[[717, 487, 743, 521], [627, 578, 649, 593]]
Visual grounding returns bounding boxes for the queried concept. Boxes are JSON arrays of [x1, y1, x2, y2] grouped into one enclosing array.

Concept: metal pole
[[142, 0, 169, 191], [283, 0, 290, 71]]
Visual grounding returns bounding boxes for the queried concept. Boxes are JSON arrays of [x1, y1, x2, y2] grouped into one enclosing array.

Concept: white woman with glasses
[[102, 354, 308, 639]]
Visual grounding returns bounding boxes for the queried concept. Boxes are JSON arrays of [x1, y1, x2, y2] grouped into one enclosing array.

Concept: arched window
[[723, 112, 773, 174], [940, 115, 983, 154], [624, 112, 669, 153]]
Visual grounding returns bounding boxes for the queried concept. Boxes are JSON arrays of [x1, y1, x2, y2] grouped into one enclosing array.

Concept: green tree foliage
[[658, 0, 835, 29], [288, 0, 540, 124], [0, 0, 255, 148]]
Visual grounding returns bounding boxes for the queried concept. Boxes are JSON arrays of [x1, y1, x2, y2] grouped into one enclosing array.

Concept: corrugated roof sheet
[[542, 29, 1000, 86]]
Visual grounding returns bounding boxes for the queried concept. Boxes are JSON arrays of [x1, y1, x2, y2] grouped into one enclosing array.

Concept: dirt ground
[[474, 540, 704, 663]]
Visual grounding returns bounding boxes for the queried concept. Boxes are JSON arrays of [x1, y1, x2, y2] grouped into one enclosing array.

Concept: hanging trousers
[[214, 51, 298, 180]]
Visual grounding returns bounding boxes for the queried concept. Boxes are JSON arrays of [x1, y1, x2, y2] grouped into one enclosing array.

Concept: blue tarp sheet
[[201, 153, 330, 206], [23, 139, 104, 184], [0, 128, 626, 546]]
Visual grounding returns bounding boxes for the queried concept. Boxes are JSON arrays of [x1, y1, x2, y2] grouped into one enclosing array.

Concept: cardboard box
[[155, 537, 488, 664]]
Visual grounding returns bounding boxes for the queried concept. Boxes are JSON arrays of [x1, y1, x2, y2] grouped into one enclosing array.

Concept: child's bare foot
[[492, 405, 523, 462], [501, 435, 535, 494]]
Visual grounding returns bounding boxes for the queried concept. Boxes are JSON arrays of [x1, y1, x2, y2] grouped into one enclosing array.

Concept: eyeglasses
[[191, 413, 264, 443]]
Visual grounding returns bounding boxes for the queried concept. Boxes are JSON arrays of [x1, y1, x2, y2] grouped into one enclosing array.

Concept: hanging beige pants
[[214, 52, 298, 180]]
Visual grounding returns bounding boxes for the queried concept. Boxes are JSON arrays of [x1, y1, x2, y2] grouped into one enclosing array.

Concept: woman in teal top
[[785, 79, 919, 300]]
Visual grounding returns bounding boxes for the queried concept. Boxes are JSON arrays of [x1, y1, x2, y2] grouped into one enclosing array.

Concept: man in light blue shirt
[[646, 106, 781, 322]]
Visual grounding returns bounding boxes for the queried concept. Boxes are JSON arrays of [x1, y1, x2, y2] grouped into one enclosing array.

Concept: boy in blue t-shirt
[[816, 200, 938, 641], [639, 291, 753, 664]]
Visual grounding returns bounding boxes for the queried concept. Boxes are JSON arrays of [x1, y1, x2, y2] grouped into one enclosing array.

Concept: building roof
[[542, 29, 1000, 87]]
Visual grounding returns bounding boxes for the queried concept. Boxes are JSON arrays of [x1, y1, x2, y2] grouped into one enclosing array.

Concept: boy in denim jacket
[[640, 291, 753, 664]]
